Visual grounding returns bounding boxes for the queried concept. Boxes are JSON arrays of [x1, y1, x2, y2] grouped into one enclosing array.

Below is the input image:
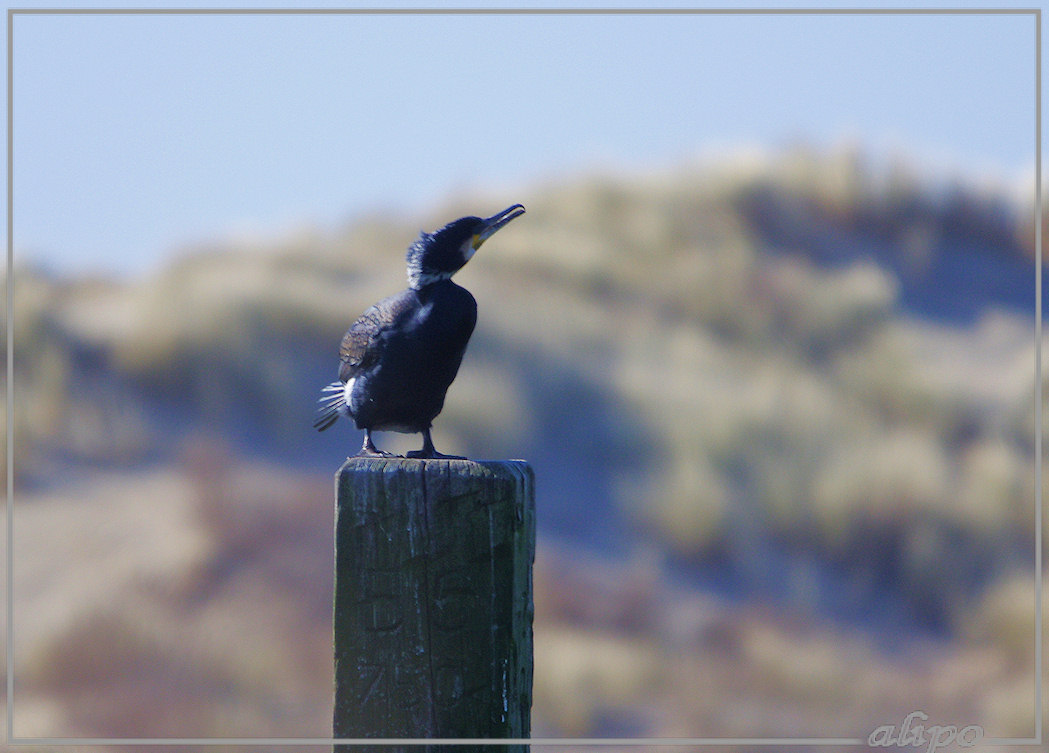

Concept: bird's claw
[[354, 448, 402, 459], [406, 449, 466, 460], [357, 432, 401, 458]]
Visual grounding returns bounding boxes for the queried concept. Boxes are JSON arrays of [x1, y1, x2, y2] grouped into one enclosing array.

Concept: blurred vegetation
[[533, 546, 1046, 745], [6, 146, 1046, 743]]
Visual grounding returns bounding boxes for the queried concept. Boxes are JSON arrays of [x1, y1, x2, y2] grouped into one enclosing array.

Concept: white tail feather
[[313, 380, 350, 431]]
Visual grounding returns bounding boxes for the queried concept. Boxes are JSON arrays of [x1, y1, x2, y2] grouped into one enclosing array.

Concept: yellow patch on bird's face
[[463, 236, 479, 261]]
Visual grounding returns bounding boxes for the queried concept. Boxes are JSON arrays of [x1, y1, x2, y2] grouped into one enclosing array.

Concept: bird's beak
[[474, 204, 526, 249]]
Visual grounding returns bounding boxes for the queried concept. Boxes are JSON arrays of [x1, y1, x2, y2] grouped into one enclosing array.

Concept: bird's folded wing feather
[[338, 289, 416, 383]]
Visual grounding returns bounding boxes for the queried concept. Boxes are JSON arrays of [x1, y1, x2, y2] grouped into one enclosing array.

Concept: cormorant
[[314, 204, 525, 458]]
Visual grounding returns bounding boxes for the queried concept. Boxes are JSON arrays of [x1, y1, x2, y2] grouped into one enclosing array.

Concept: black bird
[[314, 204, 525, 458]]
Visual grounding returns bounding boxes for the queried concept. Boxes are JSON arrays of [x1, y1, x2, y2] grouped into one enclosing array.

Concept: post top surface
[[339, 456, 530, 468], [337, 456, 532, 478]]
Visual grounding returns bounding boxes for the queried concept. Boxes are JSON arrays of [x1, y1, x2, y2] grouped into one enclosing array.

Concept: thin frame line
[[4, 5, 1042, 747], [5, 6, 13, 747], [4, 7, 1044, 15], [1035, 7, 1044, 747], [15, 739, 1047, 748], [13, 737, 870, 746]]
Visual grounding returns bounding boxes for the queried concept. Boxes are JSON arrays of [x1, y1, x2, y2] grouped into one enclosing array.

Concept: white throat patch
[[407, 267, 453, 289], [462, 236, 478, 263]]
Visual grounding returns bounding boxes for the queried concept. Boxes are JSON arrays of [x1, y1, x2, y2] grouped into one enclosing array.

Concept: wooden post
[[333, 458, 534, 753]]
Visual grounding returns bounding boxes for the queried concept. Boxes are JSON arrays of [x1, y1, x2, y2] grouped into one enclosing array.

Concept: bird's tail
[[313, 381, 347, 431]]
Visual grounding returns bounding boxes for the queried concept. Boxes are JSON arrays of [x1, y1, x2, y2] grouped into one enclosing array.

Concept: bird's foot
[[355, 433, 402, 458], [406, 428, 466, 460], [406, 449, 466, 460], [354, 448, 402, 459]]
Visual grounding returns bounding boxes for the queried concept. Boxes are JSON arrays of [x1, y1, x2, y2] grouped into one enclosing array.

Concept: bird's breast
[[410, 282, 477, 343]]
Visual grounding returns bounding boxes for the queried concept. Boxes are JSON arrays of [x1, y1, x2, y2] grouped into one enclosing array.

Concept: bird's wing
[[338, 289, 417, 383]]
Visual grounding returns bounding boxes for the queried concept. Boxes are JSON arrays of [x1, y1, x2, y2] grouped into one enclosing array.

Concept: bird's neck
[[407, 267, 454, 290]]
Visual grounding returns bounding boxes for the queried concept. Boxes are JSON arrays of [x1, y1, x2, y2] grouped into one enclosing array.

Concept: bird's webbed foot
[[406, 429, 466, 460], [354, 432, 402, 459], [406, 449, 467, 460], [355, 448, 401, 458]]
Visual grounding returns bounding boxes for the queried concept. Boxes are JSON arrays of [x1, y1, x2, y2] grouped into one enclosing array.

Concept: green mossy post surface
[[333, 458, 534, 753]]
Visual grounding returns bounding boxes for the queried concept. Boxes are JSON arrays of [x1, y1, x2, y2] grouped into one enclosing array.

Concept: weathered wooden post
[[333, 457, 534, 753]]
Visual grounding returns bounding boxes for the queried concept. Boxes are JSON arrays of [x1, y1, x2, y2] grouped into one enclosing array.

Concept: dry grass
[[534, 541, 1047, 743], [13, 455, 334, 743]]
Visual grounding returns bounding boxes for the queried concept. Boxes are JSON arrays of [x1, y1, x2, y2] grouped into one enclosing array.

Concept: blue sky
[[5, 1, 1039, 277]]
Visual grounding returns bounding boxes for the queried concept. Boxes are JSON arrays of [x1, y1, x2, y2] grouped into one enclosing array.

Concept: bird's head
[[406, 204, 525, 289]]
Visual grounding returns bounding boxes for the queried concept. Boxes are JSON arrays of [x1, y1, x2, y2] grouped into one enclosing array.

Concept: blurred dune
[[3, 145, 1046, 746]]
